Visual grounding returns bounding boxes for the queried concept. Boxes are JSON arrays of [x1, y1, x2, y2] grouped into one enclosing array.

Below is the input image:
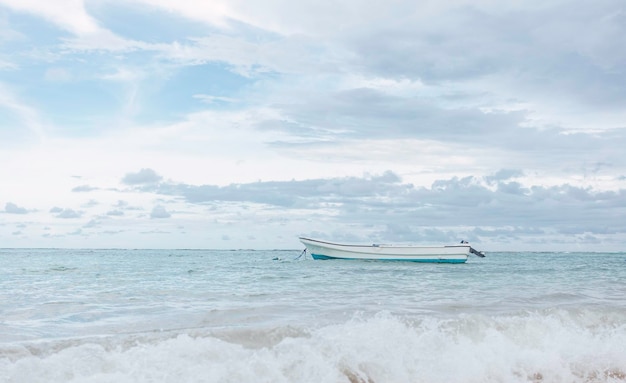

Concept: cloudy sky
[[1, 0, 625, 251]]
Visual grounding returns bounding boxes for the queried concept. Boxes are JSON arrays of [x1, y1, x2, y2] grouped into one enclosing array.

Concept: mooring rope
[[294, 248, 306, 260]]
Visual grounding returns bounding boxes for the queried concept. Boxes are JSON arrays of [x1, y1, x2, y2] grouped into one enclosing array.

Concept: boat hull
[[299, 237, 470, 263]]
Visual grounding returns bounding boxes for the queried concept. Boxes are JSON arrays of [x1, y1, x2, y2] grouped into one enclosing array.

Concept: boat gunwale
[[298, 236, 470, 250]]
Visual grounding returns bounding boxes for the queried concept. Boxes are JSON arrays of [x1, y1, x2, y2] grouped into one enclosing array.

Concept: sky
[[1, 0, 625, 251]]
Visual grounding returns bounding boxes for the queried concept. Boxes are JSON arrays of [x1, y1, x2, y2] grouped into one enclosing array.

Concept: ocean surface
[[1, 248, 625, 383]]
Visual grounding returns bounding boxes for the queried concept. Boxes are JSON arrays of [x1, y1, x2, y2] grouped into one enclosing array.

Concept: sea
[[1, 248, 625, 383]]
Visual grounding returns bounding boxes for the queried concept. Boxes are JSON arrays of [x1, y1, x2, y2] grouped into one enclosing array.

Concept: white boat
[[299, 237, 484, 263]]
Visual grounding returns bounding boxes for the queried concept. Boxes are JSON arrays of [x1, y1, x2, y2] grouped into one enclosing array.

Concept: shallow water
[[1, 249, 625, 382]]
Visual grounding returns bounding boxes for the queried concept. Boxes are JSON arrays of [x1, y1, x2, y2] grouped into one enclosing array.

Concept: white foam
[[2, 309, 625, 383]]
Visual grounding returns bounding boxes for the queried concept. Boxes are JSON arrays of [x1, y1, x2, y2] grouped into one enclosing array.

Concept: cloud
[[101, 229, 125, 235], [83, 218, 102, 228], [0, 83, 45, 144], [193, 94, 237, 104], [50, 207, 82, 218], [0, 0, 100, 35], [122, 168, 163, 185], [261, 85, 626, 156], [120, 170, 626, 247], [44, 67, 71, 82], [4, 202, 27, 214], [150, 205, 171, 219], [126, 0, 234, 29], [152, 170, 405, 207], [81, 199, 99, 208], [72, 185, 98, 192], [485, 169, 524, 184], [140, 229, 170, 234]]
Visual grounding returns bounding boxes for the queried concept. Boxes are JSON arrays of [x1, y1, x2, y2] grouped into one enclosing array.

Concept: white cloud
[[44, 67, 71, 82], [61, 29, 149, 52], [0, 58, 18, 70], [0, 83, 46, 143], [150, 205, 171, 219], [51, 208, 83, 219], [72, 185, 98, 192], [122, 168, 163, 185], [4, 202, 28, 214], [0, 0, 100, 35], [193, 94, 237, 104], [127, 0, 234, 29]]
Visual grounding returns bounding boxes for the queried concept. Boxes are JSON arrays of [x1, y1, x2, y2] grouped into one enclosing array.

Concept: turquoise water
[[1, 249, 625, 382]]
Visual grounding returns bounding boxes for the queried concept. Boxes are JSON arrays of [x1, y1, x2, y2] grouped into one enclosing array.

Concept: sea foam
[[2, 310, 625, 383]]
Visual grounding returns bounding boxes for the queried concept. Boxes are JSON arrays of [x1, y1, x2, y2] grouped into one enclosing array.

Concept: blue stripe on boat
[[310, 253, 466, 263]]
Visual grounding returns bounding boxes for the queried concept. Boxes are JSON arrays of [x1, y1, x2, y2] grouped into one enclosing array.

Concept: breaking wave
[[2, 309, 625, 383]]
